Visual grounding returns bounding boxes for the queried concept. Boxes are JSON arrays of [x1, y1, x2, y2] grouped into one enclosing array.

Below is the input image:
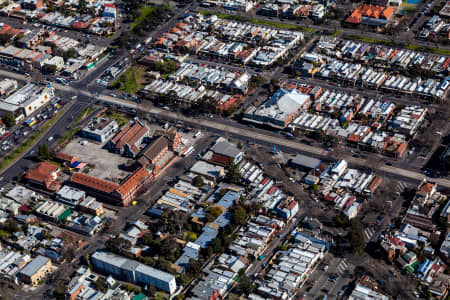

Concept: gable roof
[[71, 172, 119, 194], [211, 140, 242, 159], [25, 161, 61, 190], [138, 136, 168, 163], [111, 120, 148, 150], [116, 168, 150, 197]]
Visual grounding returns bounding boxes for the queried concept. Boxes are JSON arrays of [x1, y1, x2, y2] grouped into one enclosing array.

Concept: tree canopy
[[231, 205, 248, 226]]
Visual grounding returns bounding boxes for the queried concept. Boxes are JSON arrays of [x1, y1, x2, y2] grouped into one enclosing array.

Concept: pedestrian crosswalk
[[336, 260, 348, 276], [395, 181, 408, 194], [364, 227, 375, 241]]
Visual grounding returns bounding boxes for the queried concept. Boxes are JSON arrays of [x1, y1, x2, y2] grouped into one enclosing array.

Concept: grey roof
[[211, 140, 242, 158], [91, 251, 175, 283], [290, 154, 321, 169], [19, 255, 49, 277]]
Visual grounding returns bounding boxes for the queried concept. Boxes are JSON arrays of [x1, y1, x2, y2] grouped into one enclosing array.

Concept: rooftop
[[19, 255, 50, 277]]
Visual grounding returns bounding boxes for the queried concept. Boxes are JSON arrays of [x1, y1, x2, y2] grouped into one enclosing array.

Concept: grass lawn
[[399, 3, 417, 14], [344, 34, 450, 55], [131, 6, 155, 31], [73, 106, 95, 124], [154, 291, 169, 300], [113, 66, 145, 95], [105, 110, 129, 127], [404, 44, 450, 56], [58, 127, 81, 145], [343, 35, 397, 47]]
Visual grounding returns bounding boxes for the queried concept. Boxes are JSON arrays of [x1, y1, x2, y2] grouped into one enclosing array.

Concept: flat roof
[[290, 154, 321, 169], [91, 251, 175, 283]]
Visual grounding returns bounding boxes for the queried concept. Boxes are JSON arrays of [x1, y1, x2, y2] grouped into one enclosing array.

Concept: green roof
[[132, 293, 146, 300], [405, 265, 415, 273]]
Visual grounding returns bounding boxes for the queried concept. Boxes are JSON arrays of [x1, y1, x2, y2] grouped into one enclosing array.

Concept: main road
[[0, 69, 448, 188]]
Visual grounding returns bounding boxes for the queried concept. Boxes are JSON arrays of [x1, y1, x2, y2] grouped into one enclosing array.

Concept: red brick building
[[25, 161, 62, 192], [70, 167, 152, 207]]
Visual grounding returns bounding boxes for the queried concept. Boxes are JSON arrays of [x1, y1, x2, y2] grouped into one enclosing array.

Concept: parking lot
[[62, 138, 131, 181]]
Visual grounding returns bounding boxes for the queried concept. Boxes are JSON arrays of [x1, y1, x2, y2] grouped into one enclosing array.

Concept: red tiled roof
[[26, 162, 59, 182], [116, 168, 150, 197], [25, 161, 61, 191], [112, 121, 148, 150], [418, 182, 435, 194], [71, 172, 119, 194], [56, 152, 77, 163], [345, 4, 394, 24], [210, 153, 232, 166]]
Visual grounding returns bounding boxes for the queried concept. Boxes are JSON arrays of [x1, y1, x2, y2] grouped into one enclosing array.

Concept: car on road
[[328, 274, 337, 282], [47, 136, 54, 142]]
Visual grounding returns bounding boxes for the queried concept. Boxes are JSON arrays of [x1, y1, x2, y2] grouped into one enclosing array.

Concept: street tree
[[38, 144, 51, 161], [349, 217, 365, 256], [3, 113, 15, 127]]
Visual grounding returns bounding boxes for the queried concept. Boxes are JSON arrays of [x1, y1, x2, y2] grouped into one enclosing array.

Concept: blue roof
[[213, 212, 231, 228], [70, 161, 81, 168], [194, 226, 218, 248], [417, 259, 431, 274], [217, 190, 240, 209]]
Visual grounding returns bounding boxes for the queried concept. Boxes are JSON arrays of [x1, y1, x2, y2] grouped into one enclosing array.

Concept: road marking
[[364, 227, 374, 241], [336, 260, 348, 276]]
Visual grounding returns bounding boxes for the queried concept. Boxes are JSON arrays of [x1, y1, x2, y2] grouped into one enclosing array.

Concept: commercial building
[[345, 4, 394, 28], [243, 89, 311, 128], [35, 200, 71, 222], [25, 161, 62, 192], [78, 197, 104, 216], [0, 78, 18, 96], [348, 275, 389, 300], [288, 154, 321, 171], [70, 167, 152, 207], [80, 118, 119, 143], [107, 119, 150, 158], [55, 185, 86, 207], [19, 255, 52, 286], [190, 161, 225, 181], [0, 83, 54, 121], [91, 251, 177, 294], [203, 137, 244, 166]]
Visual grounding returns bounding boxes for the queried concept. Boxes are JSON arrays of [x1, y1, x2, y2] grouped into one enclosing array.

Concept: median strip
[[343, 34, 450, 56], [199, 10, 317, 32]]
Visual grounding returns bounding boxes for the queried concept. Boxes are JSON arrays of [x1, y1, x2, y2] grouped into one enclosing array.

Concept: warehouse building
[[243, 89, 311, 129], [0, 83, 54, 121], [288, 154, 321, 171], [19, 255, 52, 286], [91, 251, 177, 294]]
